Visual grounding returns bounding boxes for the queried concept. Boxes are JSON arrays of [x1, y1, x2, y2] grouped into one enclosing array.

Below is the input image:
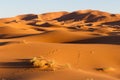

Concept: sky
[[0, 0, 120, 18]]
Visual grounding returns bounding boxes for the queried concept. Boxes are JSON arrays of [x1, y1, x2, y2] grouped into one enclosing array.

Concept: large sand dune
[[0, 10, 120, 80]]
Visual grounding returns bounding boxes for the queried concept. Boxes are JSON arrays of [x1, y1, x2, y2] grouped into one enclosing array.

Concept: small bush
[[30, 57, 55, 71]]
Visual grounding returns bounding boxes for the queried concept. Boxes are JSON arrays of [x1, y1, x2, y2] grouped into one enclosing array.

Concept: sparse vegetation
[[29, 56, 72, 71], [30, 57, 56, 71]]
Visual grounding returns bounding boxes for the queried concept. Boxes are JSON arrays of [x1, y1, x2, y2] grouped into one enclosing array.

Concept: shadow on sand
[[0, 59, 33, 68], [65, 35, 120, 45], [0, 42, 11, 46]]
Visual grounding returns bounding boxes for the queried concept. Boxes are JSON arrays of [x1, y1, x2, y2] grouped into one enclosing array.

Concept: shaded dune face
[[16, 14, 38, 21], [38, 11, 69, 21], [56, 12, 90, 21], [102, 20, 120, 25], [66, 35, 120, 45], [55, 10, 120, 23]]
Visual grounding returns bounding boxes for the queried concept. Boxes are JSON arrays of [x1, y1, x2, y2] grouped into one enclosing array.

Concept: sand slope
[[0, 43, 120, 80]]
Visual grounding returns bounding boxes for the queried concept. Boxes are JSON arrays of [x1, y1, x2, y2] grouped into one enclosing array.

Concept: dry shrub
[[30, 57, 72, 71], [30, 57, 55, 71]]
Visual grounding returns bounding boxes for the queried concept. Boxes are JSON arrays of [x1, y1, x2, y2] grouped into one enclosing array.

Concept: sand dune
[[12, 29, 100, 42], [55, 9, 120, 22], [16, 14, 38, 21], [38, 11, 69, 21], [0, 9, 120, 80]]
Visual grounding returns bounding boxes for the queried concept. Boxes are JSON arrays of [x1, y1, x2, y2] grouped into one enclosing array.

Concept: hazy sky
[[0, 0, 120, 18]]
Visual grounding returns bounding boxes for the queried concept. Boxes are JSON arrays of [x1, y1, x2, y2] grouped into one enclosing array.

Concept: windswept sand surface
[[0, 10, 120, 80]]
